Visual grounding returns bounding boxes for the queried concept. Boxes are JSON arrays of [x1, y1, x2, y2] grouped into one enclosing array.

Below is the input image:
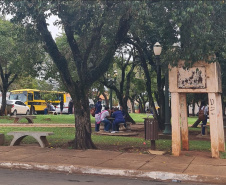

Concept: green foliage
[[0, 115, 75, 124], [165, 1, 226, 65], [0, 18, 44, 75], [189, 140, 211, 151], [40, 92, 57, 103], [10, 75, 39, 90], [220, 151, 226, 159]]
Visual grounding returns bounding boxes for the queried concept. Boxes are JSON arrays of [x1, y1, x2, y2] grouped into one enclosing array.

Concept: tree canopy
[[0, 17, 44, 115]]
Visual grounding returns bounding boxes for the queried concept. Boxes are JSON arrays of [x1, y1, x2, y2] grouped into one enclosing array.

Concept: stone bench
[[7, 131, 54, 148], [10, 115, 36, 124]]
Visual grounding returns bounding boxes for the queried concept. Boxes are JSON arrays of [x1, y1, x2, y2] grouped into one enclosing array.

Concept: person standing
[[94, 98, 102, 131], [199, 101, 209, 135], [68, 99, 73, 114], [60, 100, 64, 114]]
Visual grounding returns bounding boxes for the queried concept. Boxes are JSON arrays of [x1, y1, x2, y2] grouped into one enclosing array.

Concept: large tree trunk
[[0, 89, 7, 116], [34, 4, 132, 150], [73, 95, 96, 149], [121, 98, 135, 124], [131, 101, 135, 113]]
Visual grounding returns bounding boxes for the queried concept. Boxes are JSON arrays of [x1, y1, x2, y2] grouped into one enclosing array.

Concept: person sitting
[[49, 103, 55, 111], [44, 106, 48, 115], [101, 107, 112, 132], [111, 107, 125, 133], [95, 106, 111, 132]]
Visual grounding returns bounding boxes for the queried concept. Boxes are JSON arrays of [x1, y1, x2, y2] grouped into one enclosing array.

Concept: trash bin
[[144, 118, 158, 150], [144, 118, 158, 140]]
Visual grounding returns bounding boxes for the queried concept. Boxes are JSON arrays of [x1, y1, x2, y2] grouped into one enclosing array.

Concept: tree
[[129, 76, 147, 113], [55, 34, 107, 104], [101, 45, 136, 124], [10, 75, 53, 91], [126, 1, 226, 130], [125, 1, 177, 129], [166, 1, 226, 66], [1, 1, 134, 149], [0, 18, 43, 115]]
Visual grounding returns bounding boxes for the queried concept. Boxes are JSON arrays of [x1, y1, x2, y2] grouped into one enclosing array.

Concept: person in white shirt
[[95, 107, 111, 132], [200, 101, 209, 135]]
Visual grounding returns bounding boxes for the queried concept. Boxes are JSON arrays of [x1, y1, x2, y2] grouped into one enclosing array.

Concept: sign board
[[178, 67, 206, 89]]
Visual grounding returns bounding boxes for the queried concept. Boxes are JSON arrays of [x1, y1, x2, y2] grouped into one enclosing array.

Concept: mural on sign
[[177, 67, 206, 89]]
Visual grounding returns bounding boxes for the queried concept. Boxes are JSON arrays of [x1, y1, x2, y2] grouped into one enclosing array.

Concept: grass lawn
[[0, 113, 224, 157], [0, 113, 150, 124], [0, 125, 214, 154], [0, 113, 200, 125], [0, 115, 75, 124]]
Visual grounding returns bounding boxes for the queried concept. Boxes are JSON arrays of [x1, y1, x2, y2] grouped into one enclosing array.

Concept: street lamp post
[[163, 69, 171, 134], [162, 43, 180, 135], [153, 42, 171, 134]]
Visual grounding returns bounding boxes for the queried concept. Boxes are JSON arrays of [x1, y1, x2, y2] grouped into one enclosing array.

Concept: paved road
[[0, 168, 219, 185]]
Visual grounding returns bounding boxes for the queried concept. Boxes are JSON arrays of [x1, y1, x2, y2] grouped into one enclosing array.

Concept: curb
[[0, 162, 225, 184]]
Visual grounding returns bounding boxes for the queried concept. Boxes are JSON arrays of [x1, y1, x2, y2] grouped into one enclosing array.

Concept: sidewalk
[[0, 145, 226, 184]]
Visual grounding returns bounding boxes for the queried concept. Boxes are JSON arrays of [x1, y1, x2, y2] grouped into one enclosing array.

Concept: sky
[[5, 14, 61, 40], [46, 15, 61, 39]]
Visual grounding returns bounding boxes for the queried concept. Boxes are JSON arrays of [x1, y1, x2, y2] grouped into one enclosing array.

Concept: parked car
[[7, 100, 30, 115], [55, 102, 69, 114]]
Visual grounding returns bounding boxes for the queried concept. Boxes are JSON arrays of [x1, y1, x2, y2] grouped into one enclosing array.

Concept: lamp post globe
[[153, 42, 162, 56]]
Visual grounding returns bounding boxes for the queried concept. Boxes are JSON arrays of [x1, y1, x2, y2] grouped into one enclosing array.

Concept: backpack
[[95, 110, 107, 124], [198, 106, 206, 121]]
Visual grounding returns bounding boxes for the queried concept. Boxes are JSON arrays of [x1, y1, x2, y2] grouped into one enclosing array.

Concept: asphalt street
[[0, 168, 221, 185]]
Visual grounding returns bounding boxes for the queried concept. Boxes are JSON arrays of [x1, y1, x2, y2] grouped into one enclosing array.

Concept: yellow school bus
[[9, 89, 66, 114]]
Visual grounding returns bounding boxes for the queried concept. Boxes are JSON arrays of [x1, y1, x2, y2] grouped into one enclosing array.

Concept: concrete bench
[[7, 131, 54, 148], [10, 115, 36, 124]]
